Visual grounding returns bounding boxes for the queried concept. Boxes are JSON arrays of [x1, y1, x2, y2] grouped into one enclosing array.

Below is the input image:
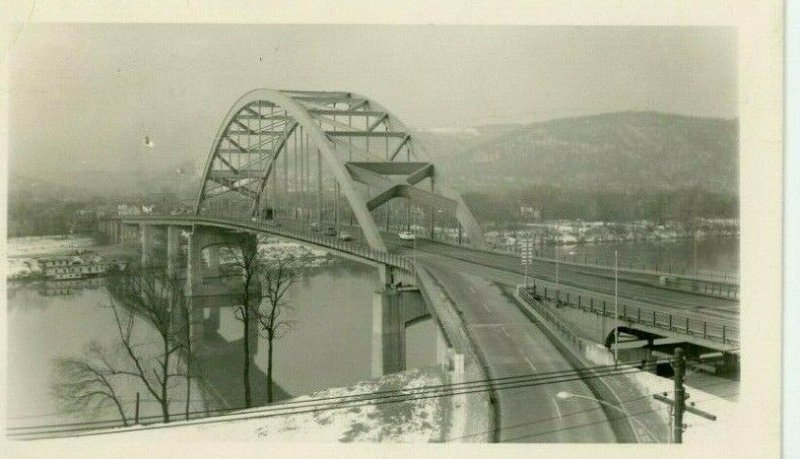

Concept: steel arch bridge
[[195, 89, 486, 252]]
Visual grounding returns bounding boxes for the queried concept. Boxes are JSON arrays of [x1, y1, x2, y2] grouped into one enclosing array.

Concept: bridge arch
[[194, 89, 486, 252]]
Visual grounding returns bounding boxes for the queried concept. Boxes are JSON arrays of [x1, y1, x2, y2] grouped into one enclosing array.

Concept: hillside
[[8, 112, 738, 216], [428, 112, 738, 194]]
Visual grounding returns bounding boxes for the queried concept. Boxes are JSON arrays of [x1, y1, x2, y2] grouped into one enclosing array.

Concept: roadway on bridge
[[394, 238, 739, 322], [419, 254, 619, 443]]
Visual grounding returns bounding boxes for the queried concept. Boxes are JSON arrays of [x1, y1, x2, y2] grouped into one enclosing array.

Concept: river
[[5, 236, 438, 430]]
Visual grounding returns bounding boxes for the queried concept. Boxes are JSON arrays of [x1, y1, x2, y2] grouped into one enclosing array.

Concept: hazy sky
[[9, 24, 736, 176]]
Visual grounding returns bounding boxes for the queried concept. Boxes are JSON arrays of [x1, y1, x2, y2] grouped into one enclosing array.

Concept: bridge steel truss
[[194, 89, 487, 252]]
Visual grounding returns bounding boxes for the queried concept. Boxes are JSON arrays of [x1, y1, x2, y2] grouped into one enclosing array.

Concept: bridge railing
[[115, 214, 414, 272], [537, 258, 738, 301], [501, 243, 740, 286], [521, 284, 739, 347]]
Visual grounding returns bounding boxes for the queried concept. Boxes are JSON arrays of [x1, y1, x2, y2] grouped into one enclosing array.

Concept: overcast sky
[[9, 24, 736, 176]]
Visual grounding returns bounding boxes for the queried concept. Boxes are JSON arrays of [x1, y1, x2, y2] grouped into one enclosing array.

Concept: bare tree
[[105, 263, 188, 423], [258, 255, 298, 403], [221, 237, 262, 408], [51, 341, 129, 426], [222, 237, 300, 405]]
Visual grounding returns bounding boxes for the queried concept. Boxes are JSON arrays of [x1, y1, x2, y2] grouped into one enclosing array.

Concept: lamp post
[[614, 250, 619, 366], [413, 235, 417, 268], [555, 240, 560, 304], [555, 391, 660, 443]]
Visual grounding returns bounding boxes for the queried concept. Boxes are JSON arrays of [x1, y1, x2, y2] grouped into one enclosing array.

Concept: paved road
[[395, 239, 739, 321], [420, 254, 619, 443]]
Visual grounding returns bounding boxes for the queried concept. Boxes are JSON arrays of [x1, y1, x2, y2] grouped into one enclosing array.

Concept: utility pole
[[653, 347, 717, 443], [673, 347, 686, 443], [555, 241, 560, 304]]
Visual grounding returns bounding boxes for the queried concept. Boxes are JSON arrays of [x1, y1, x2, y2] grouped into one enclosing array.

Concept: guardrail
[[502, 244, 739, 285], [522, 282, 739, 347]]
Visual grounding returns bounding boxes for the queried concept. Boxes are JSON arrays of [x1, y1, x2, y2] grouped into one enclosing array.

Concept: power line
[[8, 360, 666, 427], [11, 377, 739, 443], [448, 376, 739, 442], [499, 387, 739, 443], [9, 361, 670, 439], [10, 362, 656, 432]]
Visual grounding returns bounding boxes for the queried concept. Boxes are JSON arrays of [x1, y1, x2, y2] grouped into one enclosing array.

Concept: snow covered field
[[39, 367, 452, 443]]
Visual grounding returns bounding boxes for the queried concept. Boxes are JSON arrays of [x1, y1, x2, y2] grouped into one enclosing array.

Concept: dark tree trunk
[[267, 339, 274, 403], [243, 308, 252, 408], [162, 342, 171, 423]]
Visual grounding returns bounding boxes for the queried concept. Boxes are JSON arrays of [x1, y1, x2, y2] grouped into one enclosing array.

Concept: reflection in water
[[6, 258, 439, 428]]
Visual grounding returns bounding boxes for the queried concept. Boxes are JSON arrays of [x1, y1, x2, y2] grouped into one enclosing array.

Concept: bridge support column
[[188, 301, 205, 344], [186, 225, 258, 298], [378, 264, 395, 287], [371, 288, 430, 378], [122, 223, 136, 243], [436, 326, 449, 367], [140, 223, 155, 267], [207, 245, 221, 276], [186, 227, 204, 298], [205, 307, 222, 335], [167, 226, 180, 278]]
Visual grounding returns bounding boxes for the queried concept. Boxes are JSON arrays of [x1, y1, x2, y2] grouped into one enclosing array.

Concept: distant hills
[[420, 112, 738, 195], [9, 111, 738, 203]]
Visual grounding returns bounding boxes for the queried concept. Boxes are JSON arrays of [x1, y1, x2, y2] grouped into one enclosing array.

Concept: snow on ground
[[52, 367, 451, 443], [7, 235, 96, 258], [6, 257, 42, 279], [257, 237, 332, 268]]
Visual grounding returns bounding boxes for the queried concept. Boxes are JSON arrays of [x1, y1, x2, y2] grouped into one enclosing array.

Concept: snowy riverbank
[[33, 366, 454, 443]]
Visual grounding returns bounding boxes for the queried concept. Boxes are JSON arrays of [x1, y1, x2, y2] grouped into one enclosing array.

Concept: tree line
[[462, 185, 738, 227]]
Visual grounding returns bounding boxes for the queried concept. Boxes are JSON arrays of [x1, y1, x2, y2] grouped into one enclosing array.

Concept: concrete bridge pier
[[185, 225, 258, 297], [140, 223, 155, 267], [378, 264, 416, 288], [110, 220, 120, 243], [371, 288, 430, 378], [187, 300, 206, 344], [121, 223, 138, 243], [166, 225, 181, 278], [378, 265, 395, 287], [207, 245, 221, 275]]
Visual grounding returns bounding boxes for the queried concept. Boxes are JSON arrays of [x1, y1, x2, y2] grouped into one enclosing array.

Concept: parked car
[[338, 232, 353, 241], [324, 226, 337, 237], [311, 222, 321, 232], [398, 231, 416, 241]]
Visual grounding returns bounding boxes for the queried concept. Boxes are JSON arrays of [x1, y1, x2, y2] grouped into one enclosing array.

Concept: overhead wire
[[9, 359, 682, 439], [499, 386, 739, 442], [448, 376, 739, 442]]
